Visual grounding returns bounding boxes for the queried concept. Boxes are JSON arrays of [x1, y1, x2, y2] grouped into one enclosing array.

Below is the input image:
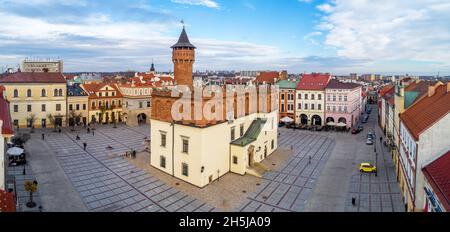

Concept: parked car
[[352, 126, 364, 134], [366, 139, 374, 145], [359, 163, 377, 173]]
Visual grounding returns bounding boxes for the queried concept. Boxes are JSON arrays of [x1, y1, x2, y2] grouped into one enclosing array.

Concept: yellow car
[[359, 163, 377, 173]]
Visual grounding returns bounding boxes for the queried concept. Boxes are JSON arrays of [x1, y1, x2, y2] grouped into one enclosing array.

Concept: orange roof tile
[[296, 73, 331, 90], [256, 71, 279, 84], [400, 83, 450, 140], [422, 150, 450, 211]]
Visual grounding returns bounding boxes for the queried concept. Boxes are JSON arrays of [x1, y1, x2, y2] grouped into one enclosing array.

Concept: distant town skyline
[[1, 0, 449, 75]]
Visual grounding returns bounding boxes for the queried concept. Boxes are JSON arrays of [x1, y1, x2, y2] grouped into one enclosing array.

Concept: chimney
[[428, 85, 436, 97]]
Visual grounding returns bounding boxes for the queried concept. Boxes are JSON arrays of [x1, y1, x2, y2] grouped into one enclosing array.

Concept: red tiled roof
[[400, 83, 450, 140], [256, 71, 279, 84], [422, 150, 450, 211], [0, 86, 13, 135], [296, 73, 331, 90], [379, 84, 394, 97], [81, 83, 123, 99], [63, 74, 76, 80], [0, 72, 66, 84], [326, 79, 361, 89], [0, 190, 16, 212]]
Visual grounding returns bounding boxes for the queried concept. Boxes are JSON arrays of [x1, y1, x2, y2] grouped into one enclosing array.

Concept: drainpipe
[[170, 121, 175, 177]]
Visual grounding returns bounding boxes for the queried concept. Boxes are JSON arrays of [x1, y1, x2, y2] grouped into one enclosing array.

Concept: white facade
[[150, 111, 278, 188], [295, 90, 325, 125], [400, 113, 450, 210]]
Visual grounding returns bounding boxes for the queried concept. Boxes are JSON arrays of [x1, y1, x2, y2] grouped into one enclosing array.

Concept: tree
[[99, 105, 107, 124], [111, 111, 117, 128], [47, 114, 57, 132], [24, 180, 38, 208], [27, 113, 37, 133], [69, 110, 82, 131]]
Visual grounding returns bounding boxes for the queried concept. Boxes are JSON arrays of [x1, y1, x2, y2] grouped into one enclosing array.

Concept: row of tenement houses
[[380, 78, 450, 212]]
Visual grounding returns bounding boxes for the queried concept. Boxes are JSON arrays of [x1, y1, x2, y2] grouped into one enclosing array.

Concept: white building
[[398, 83, 450, 211]]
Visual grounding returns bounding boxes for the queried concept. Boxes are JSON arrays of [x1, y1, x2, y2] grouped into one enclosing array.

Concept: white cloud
[[298, 0, 313, 3], [317, 0, 450, 66], [171, 0, 219, 9], [317, 3, 334, 13]]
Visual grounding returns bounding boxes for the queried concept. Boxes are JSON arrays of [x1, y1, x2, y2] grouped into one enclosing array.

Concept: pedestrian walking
[[76, 135, 80, 140], [41, 133, 45, 140], [83, 142, 87, 151], [92, 131, 95, 136], [58, 128, 62, 133], [309, 156, 312, 164], [87, 127, 90, 133]]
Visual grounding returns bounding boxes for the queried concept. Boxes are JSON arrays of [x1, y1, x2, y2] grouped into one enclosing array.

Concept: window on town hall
[[59, 89, 63, 96], [27, 89, 32, 97], [56, 104, 61, 111], [54, 89, 58, 96], [14, 105, 18, 112], [311, 94, 315, 100], [305, 94, 308, 100], [69, 104, 73, 111], [41, 89, 46, 97], [318, 104, 322, 110], [318, 94, 322, 100], [13, 120, 18, 126], [182, 163, 189, 177], [42, 104, 46, 112], [13, 89, 18, 98], [161, 133, 166, 147], [182, 139, 189, 153], [160, 156, 166, 168], [233, 156, 238, 164], [27, 105, 32, 112], [231, 127, 235, 141], [305, 104, 308, 110], [311, 104, 315, 110]]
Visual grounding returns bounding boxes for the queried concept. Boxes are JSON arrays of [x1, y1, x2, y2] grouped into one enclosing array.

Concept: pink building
[[325, 79, 363, 128]]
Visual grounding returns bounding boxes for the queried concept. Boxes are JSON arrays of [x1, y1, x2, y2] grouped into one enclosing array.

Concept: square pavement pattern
[[44, 125, 215, 212], [237, 129, 335, 212]]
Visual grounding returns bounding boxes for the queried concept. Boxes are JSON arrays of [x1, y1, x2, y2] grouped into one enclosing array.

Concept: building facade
[[82, 83, 123, 125], [0, 72, 67, 129], [21, 59, 63, 73], [398, 82, 450, 211], [325, 79, 362, 128], [117, 80, 153, 126], [295, 73, 331, 126], [0, 86, 13, 191], [422, 150, 450, 212], [277, 79, 299, 122], [67, 83, 89, 127]]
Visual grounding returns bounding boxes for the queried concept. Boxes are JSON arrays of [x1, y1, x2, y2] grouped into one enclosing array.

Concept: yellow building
[[67, 83, 89, 127], [82, 83, 123, 125], [0, 72, 67, 129]]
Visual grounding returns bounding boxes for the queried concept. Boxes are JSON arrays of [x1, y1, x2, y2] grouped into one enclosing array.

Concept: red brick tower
[[171, 26, 196, 88]]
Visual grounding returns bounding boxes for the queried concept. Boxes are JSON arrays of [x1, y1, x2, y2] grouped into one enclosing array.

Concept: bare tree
[[47, 114, 57, 132]]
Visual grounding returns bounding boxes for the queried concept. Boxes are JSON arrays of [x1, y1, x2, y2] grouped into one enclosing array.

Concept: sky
[[0, 0, 449, 75]]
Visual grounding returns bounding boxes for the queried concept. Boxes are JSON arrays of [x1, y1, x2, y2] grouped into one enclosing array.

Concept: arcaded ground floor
[[11, 107, 404, 212]]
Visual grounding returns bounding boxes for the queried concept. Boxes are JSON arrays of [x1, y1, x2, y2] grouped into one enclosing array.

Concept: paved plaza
[[29, 125, 215, 212], [238, 130, 335, 212], [12, 105, 404, 212]]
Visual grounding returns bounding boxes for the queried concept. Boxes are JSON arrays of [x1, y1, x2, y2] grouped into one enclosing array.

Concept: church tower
[[171, 26, 196, 88]]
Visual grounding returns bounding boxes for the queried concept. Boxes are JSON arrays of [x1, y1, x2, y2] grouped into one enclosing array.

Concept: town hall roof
[[0, 72, 66, 84]]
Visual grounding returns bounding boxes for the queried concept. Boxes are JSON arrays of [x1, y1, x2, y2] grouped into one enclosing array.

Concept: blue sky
[[1, 0, 449, 75]]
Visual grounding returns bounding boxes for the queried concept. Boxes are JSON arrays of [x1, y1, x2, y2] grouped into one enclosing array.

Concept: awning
[[326, 121, 336, 126], [280, 116, 294, 123], [337, 122, 347, 127], [7, 147, 24, 156]]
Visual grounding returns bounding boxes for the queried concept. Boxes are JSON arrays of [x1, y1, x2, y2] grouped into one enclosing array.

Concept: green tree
[[27, 113, 37, 133], [47, 114, 57, 132]]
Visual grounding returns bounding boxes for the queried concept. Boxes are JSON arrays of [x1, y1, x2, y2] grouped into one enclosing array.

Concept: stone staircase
[[246, 162, 270, 178]]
